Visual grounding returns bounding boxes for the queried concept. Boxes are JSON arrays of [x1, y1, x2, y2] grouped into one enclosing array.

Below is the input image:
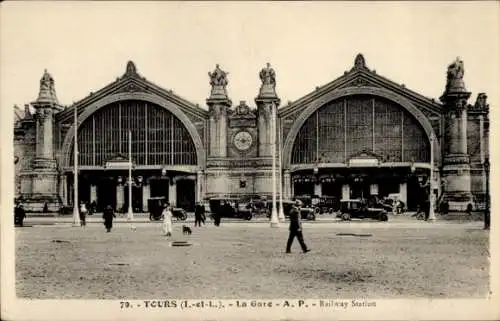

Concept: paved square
[[16, 222, 489, 299]]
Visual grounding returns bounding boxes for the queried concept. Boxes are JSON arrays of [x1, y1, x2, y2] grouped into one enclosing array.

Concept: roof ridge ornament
[[125, 61, 138, 77], [354, 53, 367, 69]]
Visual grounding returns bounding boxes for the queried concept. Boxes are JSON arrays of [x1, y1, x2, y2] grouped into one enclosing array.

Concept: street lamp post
[[127, 130, 134, 223], [270, 102, 279, 228], [72, 106, 81, 227], [278, 117, 285, 221], [428, 135, 436, 222], [484, 158, 490, 230]]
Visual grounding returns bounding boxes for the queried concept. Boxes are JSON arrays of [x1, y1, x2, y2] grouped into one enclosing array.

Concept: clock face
[[233, 131, 253, 151]]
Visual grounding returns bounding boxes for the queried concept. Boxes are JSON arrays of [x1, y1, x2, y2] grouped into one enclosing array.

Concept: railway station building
[[14, 54, 490, 213]]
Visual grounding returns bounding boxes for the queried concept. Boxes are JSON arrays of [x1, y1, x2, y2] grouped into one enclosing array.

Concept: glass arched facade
[[70, 100, 197, 166], [291, 95, 430, 164]]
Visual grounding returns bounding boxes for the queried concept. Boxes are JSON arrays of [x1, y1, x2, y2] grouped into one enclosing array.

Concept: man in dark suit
[[14, 203, 26, 227], [194, 202, 205, 227], [286, 200, 311, 254]]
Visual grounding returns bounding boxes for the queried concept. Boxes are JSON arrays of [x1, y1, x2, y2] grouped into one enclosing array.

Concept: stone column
[[399, 182, 407, 204], [207, 64, 231, 158], [27, 70, 61, 212], [60, 175, 68, 206], [143, 184, 150, 212], [255, 63, 280, 158], [116, 184, 124, 211], [90, 185, 97, 203], [169, 179, 177, 207], [283, 170, 291, 199], [342, 184, 350, 200], [196, 170, 204, 202], [257, 104, 271, 157], [440, 57, 473, 211], [68, 181, 73, 206]]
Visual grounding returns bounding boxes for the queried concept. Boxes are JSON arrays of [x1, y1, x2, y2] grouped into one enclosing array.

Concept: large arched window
[[70, 100, 197, 166], [291, 95, 430, 164]]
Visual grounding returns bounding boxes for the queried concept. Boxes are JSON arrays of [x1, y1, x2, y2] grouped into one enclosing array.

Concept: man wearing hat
[[286, 199, 311, 253]]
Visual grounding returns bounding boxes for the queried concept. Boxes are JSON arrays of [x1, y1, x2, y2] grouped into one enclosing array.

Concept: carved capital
[[209, 104, 228, 121]]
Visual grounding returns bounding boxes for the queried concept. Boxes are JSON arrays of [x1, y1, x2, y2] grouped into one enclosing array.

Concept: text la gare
[[235, 300, 273, 308]]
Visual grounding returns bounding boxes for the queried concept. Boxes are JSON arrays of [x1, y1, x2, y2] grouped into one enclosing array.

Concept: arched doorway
[[286, 93, 435, 210], [65, 99, 200, 211]]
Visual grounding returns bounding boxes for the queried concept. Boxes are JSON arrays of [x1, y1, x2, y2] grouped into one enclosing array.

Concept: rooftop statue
[[36, 69, 59, 104], [208, 64, 229, 99], [257, 63, 278, 99], [209, 64, 229, 87], [259, 63, 276, 89], [445, 57, 467, 93], [474, 93, 489, 111]]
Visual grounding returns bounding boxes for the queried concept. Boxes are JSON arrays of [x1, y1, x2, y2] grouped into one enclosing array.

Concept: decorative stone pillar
[[207, 64, 231, 158], [283, 170, 291, 199], [440, 57, 473, 211], [90, 185, 97, 203], [196, 170, 204, 202], [399, 182, 407, 204], [26, 69, 63, 212], [116, 184, 124, 211], [142, 183, 150, 212], [169, 179, 177, 207], [59, 175, 68, 206], [342, 184, 350, 200], [255, 63, 280, 157]]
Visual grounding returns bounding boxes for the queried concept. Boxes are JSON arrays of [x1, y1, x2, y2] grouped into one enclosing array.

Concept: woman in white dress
[[79, 202, 88, 227], [162, 204, 173, 237]]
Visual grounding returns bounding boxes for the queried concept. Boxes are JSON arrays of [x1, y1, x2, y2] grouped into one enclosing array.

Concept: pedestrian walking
[[162, 204, 173, 236], [14, 203, 26, 227], [79, 202, 88, 227], [286, 200, 311, 254], [194, 202, 205, 227], [102, 205, 116, 232]]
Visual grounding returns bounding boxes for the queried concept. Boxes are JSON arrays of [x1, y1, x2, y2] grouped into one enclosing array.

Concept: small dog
[[182, 225, 192, 235]]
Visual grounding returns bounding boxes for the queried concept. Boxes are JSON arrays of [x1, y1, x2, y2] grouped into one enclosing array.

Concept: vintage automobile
[[294, 195, 339, 215], [378, 194, 406, 214], [208, 197, 253, 220], [147, 197, 188, 221], [312, 195, 340, 214], [266, 200, 316, 221], [337, 199, 388, 222]]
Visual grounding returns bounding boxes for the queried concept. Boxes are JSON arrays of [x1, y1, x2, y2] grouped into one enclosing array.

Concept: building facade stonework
[[13, 55, 490, 213]]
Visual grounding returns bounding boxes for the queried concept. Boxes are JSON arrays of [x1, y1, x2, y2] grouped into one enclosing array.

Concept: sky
[[1, 2, 499, 113]]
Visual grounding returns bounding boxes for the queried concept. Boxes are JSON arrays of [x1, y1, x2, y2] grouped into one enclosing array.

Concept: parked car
[[267, 200, 316, 221], [208, 197, 253, 220], [337, 199, 388, 221], [378, 194, 406, 213], [312, 195, 340, 214]]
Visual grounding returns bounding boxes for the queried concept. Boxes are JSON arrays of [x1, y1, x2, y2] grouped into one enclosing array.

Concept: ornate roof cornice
[[55, 61, 208, 123], [279, 54, 442, 118]]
